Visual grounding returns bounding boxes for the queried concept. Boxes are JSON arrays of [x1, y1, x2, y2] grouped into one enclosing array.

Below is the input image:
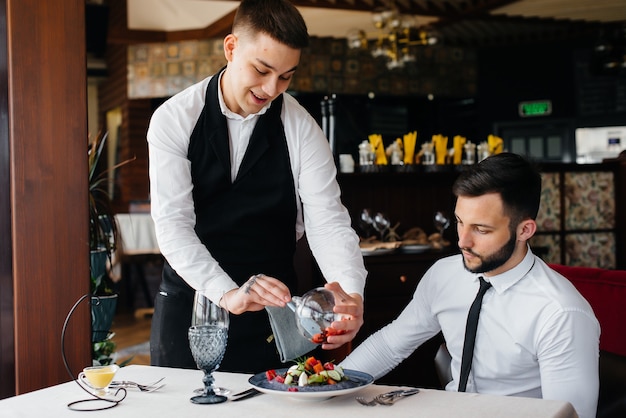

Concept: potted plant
[[88, 132, 134, 354]]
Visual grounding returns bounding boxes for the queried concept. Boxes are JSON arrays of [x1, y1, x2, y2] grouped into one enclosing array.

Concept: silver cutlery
[[230, 387, 262, 402], [356, 395, 379, 406], [110, 377, 165, 392], [356, 388, 419, 406], [135, 383, 165, 393], [357, 389, 406, 405], [376, 388, 420, 405]]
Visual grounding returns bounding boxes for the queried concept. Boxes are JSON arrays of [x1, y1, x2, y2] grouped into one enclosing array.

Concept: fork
[[375, 388, 420, 405], [356, 395, 379, 406], [356, 389, 419, 406], [139, 383, 165, 393], [110, 377, 165, 391], [356, 390, 405, 406]]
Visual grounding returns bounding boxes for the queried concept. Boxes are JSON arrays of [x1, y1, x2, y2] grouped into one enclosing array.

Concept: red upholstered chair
[[549, 264, 626, 418]]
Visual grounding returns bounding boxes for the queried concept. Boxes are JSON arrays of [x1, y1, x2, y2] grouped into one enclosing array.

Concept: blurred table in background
[[116, 213, 159, 255], [114, 213, 162, 315]]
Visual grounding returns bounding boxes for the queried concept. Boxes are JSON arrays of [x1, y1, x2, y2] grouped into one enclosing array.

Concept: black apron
[[150, 70, 298, 373]]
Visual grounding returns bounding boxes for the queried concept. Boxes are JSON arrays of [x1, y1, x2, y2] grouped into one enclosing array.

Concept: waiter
[[147, 0, 366, 373]]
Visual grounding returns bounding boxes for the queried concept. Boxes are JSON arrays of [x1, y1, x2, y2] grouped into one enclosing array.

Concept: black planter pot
[[91, 294, 118, 343], [90, 250, 118, 342]]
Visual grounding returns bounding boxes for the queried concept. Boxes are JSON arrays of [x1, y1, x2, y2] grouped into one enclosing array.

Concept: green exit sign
[[519, 100, 552, 117]]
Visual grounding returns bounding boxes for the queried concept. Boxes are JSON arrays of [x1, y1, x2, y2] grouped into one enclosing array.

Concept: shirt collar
[[217, 70, 270, 121], [478, 245, 536, 294]]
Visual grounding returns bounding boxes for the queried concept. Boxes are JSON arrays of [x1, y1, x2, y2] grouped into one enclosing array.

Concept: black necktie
[[458, 276, 492, 392]]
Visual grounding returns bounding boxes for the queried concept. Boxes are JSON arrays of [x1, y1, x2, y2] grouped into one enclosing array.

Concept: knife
[[231, 388, 262, 402]]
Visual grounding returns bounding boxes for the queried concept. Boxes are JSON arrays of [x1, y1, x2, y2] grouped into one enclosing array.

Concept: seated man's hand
[[320, 281, 364, 350], [221, 274, 291, 315]]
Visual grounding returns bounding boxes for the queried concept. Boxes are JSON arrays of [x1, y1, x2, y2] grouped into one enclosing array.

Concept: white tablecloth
[[0, 365, 578, 418]]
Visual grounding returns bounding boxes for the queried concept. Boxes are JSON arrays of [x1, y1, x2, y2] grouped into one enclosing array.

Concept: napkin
[[488, 134, 503, 155], [368, 134, 387, 165], [403, 131, 418, 165], [453, 135, 467, 165], [432, 134, 448, 165], [265, 305, 318, 363]]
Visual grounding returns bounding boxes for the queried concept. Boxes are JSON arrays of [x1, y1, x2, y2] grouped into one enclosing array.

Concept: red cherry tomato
[[265, 369, 277, 381]]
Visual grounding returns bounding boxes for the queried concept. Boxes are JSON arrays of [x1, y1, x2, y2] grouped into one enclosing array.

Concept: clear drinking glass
[[188, 292, 229, 404], [288, 287, 339, 342], [434, 211, 451, 245]]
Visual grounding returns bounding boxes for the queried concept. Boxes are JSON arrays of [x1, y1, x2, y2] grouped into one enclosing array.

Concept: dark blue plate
[[248, 368, 374, 399]]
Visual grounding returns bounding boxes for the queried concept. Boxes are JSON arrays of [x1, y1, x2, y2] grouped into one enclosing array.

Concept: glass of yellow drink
[[78, 364, 119, 396]]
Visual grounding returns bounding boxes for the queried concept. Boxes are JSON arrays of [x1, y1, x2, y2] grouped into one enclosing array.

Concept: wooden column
[[0, 0, 91, 397], [0, 0, 12, 400]]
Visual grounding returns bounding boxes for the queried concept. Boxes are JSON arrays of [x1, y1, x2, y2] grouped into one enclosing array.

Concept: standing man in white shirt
[[147, 0, 366, 373], [341, 153, 600, 418]]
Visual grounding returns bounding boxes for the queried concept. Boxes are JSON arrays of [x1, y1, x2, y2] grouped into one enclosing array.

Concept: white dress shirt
[[147, 75, 366, 304], [341, 250, 600, 418]]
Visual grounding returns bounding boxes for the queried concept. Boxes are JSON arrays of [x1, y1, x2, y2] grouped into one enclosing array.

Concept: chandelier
[[592, 23, 626, 76], [347, 7, 438, 70]]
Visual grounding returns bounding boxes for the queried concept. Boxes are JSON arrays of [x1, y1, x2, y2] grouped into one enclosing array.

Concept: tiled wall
[[533, 171, 616, 268], [128, 39, 226, 99], [127, 37, 477, 99]]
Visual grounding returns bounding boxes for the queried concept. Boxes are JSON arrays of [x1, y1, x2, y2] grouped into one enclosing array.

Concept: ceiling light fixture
[[347, 6, 438, 70], [592, 23, 626, 75]]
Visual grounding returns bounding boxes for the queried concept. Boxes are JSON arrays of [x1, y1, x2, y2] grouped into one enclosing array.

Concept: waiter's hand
[[321, 281, 364, 350], [221, 274, 291, 315]]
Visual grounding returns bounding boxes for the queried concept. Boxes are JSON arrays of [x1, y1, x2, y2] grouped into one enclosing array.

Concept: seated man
[[341, 153, 600, 418]]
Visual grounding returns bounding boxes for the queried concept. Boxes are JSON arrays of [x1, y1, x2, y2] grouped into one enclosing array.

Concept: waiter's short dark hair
[[452, 152, 542, 222], [233, 0, 310, 49]]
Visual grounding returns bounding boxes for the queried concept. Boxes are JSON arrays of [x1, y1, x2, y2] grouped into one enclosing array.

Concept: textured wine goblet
[[189, 324, 228, 404]]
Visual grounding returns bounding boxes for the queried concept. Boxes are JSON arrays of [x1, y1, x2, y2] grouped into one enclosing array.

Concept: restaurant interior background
[[1, 0, 624, 401], [87, 0, 626, 272], [81, 0, 626, 389]]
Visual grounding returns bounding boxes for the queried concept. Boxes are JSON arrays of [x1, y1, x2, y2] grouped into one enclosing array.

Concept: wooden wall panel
[[98, 41, 152, 213], [122, 99, 152, 206], [1, 0, 92, 395], [0, 0, 14, 400], [98, 0, 153, 212]]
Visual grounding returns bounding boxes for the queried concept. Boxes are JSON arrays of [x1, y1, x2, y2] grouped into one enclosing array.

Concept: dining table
[[0, 365, 578, 418]]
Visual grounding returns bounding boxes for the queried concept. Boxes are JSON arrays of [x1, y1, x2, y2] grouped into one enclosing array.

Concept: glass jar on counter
[[358, 140, 375, 166], [463, 142, 476, 165], [421, 142, 435, 165], [477, 142, 490, 162], [339, 154, 355, 173]]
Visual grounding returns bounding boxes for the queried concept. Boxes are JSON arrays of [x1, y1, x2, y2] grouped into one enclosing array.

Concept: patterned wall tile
[[127, 37, 477, 99], [565, 232, 615, 269], [564, 172, 615, 230], [530, 234, 561, 264], [536, 172, 561, 232], [128, 40, 225, 99]]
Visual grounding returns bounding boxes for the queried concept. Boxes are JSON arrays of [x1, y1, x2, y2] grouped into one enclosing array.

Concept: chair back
[[434, 343, 452, 388], [549, 264, 626, 418]]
